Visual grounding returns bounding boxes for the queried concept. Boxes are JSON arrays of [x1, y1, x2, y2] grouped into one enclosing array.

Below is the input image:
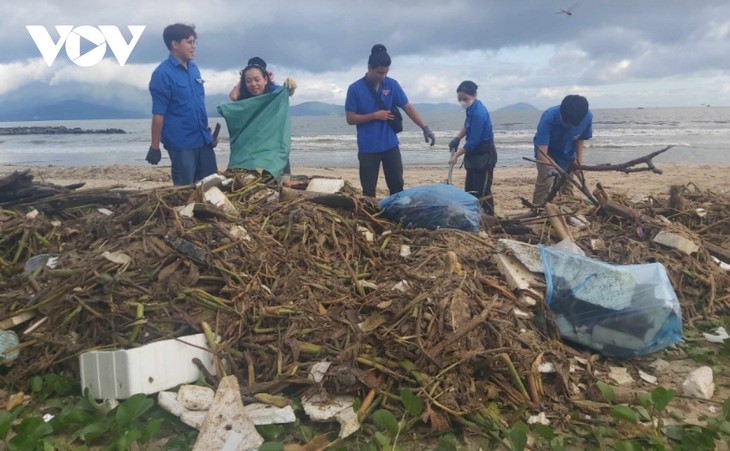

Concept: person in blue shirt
[[532, 95, 592, 205], [447, 81, 497, 214], [147, 23, 217, 186], [345, 44, 436, 197]]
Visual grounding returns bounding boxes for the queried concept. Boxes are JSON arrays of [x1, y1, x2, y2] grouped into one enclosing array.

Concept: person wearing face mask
[[447, 81, 497, 214], [531, 95, 592, 205], [345, 44, 436, 197]]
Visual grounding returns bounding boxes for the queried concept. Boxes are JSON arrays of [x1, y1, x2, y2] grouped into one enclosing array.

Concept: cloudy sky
[[1, 0, 729, 111]]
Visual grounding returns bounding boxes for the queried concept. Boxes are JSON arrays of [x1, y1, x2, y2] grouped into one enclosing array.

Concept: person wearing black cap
[[345, 44, 436, 197], [531, 94, 592, 205], [447, 81, 497, 214]]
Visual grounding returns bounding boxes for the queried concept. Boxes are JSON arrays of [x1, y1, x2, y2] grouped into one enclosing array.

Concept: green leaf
[[141, 418, 163, 443], [373, 431, 390, 447], [435, 433, 460, 451], [636, 392, 652, 409], [610, 405, 639, 424], [507, 422, 528, 451], [259, 443, 284, 451], [634, 406, 651, 422], [0, 410, 16, 439], [115, 394, 153, 427], [8, 417, 54, 449], [614, 440, 643, 451], [651, 386, 676, 411], [31, 376, 43, 393], [595, 381, 616, 403], [257, 424, 284, 442], [399, 388, 424, 417], [372, 409, 400, 436], [77, 421, 110, 442]]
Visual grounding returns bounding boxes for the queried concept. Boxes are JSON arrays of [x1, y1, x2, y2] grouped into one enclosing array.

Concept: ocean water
[[1, 107, 729, 168]]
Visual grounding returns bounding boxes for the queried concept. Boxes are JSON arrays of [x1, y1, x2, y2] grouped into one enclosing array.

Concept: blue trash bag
[[379, 184, 481, 231], [540, 245, 682, 358]]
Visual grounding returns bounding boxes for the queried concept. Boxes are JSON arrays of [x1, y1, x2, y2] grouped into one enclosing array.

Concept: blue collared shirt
[[149, 54, 212, 152], [345, 76, 409, 153], [533, 105, 592, 170], [463, 99, 494, 152]]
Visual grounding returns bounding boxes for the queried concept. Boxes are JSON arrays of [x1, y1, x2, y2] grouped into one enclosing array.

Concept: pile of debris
[[0, 167, 728, 442]]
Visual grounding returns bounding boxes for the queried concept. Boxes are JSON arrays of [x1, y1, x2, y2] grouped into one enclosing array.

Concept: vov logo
[[26, 25, 146, 67]]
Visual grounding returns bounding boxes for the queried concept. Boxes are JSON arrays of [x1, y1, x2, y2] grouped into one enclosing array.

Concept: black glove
[[547, 167, 559, 177], [422, 125, 435, 146], [146, 146, 161, 165], [448, 137, 460, 151]]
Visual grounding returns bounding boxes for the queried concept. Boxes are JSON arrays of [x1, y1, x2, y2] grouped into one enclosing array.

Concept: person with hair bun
[[531, 94, 592, 205], [228, 56, 297, 101], [345, 44, 436, 197], [447, 81, 497, 214]]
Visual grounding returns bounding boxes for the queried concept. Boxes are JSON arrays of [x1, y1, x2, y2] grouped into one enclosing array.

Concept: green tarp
[[217, 87, 290, 178]]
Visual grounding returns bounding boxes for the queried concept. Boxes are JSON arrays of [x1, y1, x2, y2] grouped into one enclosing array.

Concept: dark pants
[[167, 144, 217, 186], [358, 146, 404, 197], [465, 164, 495, 214]]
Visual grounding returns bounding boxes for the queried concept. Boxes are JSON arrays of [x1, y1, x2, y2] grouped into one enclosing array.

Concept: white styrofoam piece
[[335, 405, 360, 438], [181, 410, 209, 429], [192, 375, 263, 451], [608, 367, 634, 386], [158, 391, 187, 417], [306, 178, 345, 194], [653, 231, 699, 255], [308, 361, 331, 383], [682, 367, 715, 400], [245, 403, 296, 425], [178, 385, 215, 411], [498, 239, 544, 273], [302, 393, 355, 421], [80, 333, 216, 400], [203, 186, 238, 216]]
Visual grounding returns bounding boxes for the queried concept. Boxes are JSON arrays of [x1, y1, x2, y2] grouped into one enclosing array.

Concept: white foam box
[[80, 333, 216, 400], [306, 178, 345, 194]]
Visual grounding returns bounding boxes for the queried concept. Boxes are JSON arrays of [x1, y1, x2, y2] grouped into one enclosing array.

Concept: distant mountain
[[411, 103, 462, 114], [291, 102, 343, 116], [0, 100, 144, 121], [495, 102, 539, 113]]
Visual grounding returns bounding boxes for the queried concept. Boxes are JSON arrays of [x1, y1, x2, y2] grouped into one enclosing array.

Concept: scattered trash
[[192, 375, 263, 451], [682, 367, 715, 400], [649, 359, 670, 373], [497, 239, 543, 273], [527, 412, 550, 426], [399, 244, 411, 257], [639, 370, 658, 385], [306, 178, 345, 194], [178, 385, 215, 411], [97, 208, 113, 216], [653, 231, 699, 255], [302, 393, 360, 439], [203, 186, 238, 216], [542, 246, 683, 358], [22, 254, 59, 275], [0, 330, 20, 362], [26, 208, 39, 219], [379, 184, 481, 231], [703, 326, 729, 344], [79, 333, 215, 399], [392, 280, 410, 292], [608, 367, 634, 386]]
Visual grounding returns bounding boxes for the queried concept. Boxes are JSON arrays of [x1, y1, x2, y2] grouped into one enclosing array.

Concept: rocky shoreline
[[0, 126, 126, 135]]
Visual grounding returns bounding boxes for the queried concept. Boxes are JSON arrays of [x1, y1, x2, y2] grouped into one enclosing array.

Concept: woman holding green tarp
[[218, 59, 297, 178]]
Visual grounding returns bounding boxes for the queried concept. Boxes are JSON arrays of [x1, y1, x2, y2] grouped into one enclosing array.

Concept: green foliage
[[2, 385, 179, 451], [596, 381, 616, 403], [399, 388, 424, 417], [372, 409, 400, 436], [507, 421, 529, 451]]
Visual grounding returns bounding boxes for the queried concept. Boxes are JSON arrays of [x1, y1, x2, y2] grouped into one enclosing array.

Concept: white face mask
[[460, 99, 474, 109]]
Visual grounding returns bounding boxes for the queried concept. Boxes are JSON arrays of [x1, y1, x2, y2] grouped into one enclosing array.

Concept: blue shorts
[[167, 145, 218, 185]]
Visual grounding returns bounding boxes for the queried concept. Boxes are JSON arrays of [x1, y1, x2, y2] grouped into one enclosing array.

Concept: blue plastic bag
[[379, 184, 481, 231], [541, 245, 682, 358]]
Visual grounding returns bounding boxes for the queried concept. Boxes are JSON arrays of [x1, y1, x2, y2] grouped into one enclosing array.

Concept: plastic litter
[[379, 184, 481, 232], [541, 245, 683, 358], [0, 330, 20, 362]]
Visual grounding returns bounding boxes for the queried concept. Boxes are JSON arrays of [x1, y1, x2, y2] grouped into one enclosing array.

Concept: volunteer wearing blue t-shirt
[[447, 81, 497, 214], [345, 44, 436, 197], [532, 95, 592, 205], [147, 23, 218, 186]]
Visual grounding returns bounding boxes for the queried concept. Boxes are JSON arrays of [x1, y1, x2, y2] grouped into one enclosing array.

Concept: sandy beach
[[2, 163, 727, 214]]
